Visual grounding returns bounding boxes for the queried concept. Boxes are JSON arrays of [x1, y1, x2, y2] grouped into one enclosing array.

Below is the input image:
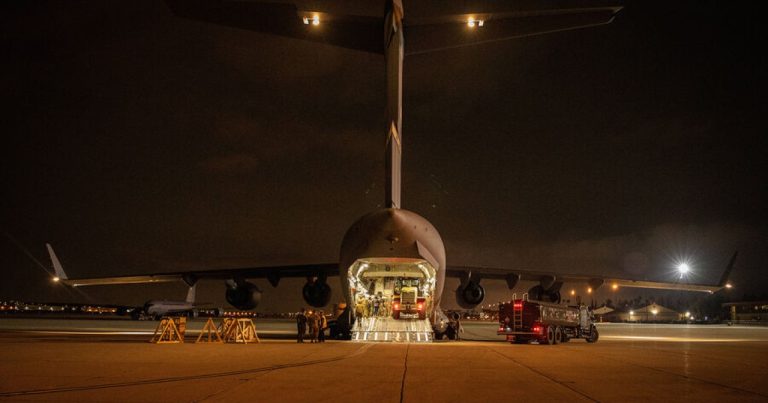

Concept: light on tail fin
[[46, 243, 68, 281]]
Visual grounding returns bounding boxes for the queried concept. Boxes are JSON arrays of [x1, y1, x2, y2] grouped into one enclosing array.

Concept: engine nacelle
[[528, 285, 561, 304], [225, 281, 262, 310], [456, 281, 485, 309], [303, 281, 331, 307]]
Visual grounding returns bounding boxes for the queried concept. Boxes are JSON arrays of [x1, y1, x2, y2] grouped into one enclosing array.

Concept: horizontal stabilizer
[[405, 6, 622, 55], [165, 0, 384, 53], [166, 1, 621, 56]]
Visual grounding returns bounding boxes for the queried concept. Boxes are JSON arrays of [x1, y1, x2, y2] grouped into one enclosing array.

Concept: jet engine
[[456, 280, 485, 309], [528, 285, 562, 304], [225, 281, 262, 310], [303, 280, 331, 307]]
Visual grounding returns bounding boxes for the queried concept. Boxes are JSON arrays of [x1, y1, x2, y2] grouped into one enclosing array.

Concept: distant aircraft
[[48, 244, 201, 320], [51, 0, 735, 339]]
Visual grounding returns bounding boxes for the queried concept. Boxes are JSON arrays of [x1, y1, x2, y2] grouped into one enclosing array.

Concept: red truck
[[498, 298, 599, 344]]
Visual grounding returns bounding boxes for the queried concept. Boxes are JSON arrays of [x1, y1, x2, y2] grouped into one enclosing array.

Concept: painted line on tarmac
[[0, 343, 373, 398]]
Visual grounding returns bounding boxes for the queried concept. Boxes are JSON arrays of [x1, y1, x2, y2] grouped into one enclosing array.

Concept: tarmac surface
[[1, 319, 767, 402]]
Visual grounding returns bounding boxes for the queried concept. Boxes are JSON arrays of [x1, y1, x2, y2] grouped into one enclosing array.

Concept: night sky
[[2, 0, 766, 311]]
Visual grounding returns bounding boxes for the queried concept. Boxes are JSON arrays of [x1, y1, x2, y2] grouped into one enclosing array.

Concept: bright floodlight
[[302, 15, 320, 25], [467, 18, 484, 28], [677, 263, 690, 275]]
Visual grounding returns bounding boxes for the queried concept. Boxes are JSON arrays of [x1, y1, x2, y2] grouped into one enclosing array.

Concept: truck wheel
[[554, 326, 563, 344], [545, 326, 556, 345], [586, 325, 599, 343]]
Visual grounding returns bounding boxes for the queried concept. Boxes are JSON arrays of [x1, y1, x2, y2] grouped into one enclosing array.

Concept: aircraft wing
[[446, 252, 738, 294], [165, 0, 622, 55], [58, 263, 338, 287]]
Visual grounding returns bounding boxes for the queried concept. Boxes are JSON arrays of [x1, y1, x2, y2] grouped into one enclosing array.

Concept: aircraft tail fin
[[718, 251, 738, 288], [46, 243, 68, 280], [185, 284, 197, 304]]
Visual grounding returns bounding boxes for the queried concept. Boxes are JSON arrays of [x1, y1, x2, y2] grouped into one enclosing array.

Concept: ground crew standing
[[296, 308, 307, 343], [318, 310, 327, 343], [307, 310, 319, 343], [454, 312, 463, 341]]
